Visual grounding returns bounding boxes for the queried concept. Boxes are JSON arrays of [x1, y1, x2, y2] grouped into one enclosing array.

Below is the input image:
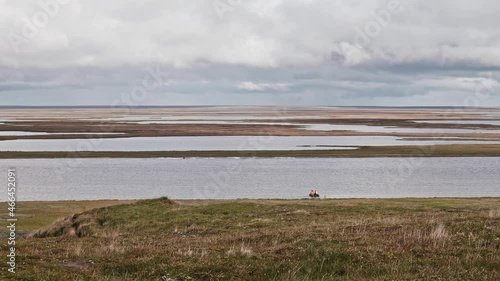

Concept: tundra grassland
[[0, 198, 498, 280]]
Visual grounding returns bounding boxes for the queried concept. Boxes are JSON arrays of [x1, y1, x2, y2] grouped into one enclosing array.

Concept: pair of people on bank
[[309, 189, 319, 198]]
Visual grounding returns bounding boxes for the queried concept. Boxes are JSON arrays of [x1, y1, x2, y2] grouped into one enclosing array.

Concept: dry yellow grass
[[0, 198, 498, 280]]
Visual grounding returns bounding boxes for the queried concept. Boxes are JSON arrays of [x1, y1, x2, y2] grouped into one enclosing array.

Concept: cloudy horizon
[[1, 0, 499, 107]]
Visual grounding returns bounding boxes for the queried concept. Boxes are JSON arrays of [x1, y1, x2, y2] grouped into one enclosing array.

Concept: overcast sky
[[0, 0, 499, 106]]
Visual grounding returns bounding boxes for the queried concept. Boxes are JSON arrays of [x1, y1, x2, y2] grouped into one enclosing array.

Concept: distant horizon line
[[0, 105, 498, 109]]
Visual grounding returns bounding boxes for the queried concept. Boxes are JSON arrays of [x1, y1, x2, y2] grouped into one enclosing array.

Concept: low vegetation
[[2, 144, 500, 158], [0, 197, 499, 280]]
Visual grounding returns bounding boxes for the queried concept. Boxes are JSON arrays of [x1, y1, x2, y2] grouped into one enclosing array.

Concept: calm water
[[0, 131, 124, 136], [415, 120, 500, 126], [304, 124, 500, 134], [0, 136, 499, 152], [114, 118, 500, 134], [2, 157, 498, 201]]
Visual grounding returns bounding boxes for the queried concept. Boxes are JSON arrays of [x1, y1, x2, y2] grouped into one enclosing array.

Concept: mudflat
[[0, 106, 499, 140]]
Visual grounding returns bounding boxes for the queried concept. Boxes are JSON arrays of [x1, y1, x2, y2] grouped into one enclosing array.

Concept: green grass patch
[[0, 198, 498, 280]]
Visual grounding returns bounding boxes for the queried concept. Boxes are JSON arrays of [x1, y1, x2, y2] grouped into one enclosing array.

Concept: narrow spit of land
[[2, 144, 500, 158], [1, 198, 498, 280]]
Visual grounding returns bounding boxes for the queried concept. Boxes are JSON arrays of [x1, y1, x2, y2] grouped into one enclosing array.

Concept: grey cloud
[[0, 0, 499, 106]]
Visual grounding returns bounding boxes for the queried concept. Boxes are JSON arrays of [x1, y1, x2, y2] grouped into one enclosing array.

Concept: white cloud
[[237, 81, 289, 91], [0, 0, 499, 69]]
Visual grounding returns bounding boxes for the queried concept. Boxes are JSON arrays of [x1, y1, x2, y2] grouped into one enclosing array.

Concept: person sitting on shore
[[309, 189, 320, 198]]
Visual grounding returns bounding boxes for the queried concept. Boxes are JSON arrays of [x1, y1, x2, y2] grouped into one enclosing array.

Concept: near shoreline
[[1, 144, 500, 158]]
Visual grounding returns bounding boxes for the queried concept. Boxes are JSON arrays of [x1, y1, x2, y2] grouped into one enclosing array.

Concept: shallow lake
[[122, 121, 500, 135], [0, 136, 499, 151], [2, 157, 498, 201], [303, 124, 500, 134], [414, 120, 500, 126], [0, 131, 124, 136]]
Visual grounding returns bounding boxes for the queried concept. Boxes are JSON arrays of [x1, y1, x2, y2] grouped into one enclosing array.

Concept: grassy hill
[[1, 198, 499, 280]]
